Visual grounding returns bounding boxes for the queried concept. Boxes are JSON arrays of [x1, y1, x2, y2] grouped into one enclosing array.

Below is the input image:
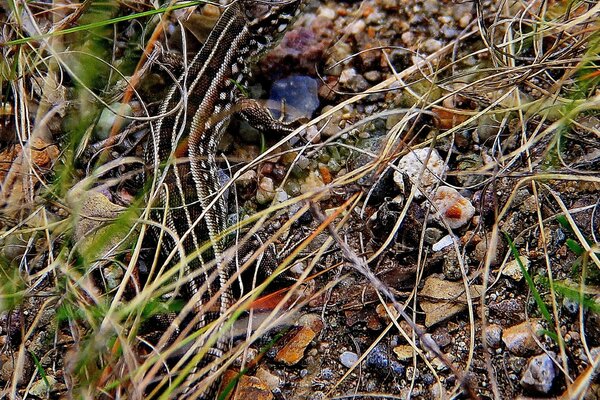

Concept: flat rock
[[419, 275, 484, 327], [274, 325, 316, 366], [234, 375, 273, 400]]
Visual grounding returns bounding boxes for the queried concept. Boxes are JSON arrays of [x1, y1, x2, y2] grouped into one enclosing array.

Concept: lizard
[[143, 0, 307, 398]]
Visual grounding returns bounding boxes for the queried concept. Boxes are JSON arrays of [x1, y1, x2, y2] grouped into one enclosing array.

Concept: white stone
[[432, 234, 454, 251], [502, 256, 529, 282], [339, 351, 359, 368], [431, 186, 475, 229], [396, 148, 447, 198]]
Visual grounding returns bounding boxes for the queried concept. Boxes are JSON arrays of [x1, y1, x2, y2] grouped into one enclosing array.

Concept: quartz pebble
[[339, 351, 359, 368], [431, 186, 475, 229], [432, 234, 454, 251], [395, 148, 447, 198], [256, 177, 275, 205]]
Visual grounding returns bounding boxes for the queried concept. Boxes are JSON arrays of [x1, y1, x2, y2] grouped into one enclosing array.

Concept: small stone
[[349, 19, 366, 35], [392, 170, 405, 192], [234, 375, 273, 400], [363, 70, 381, 82], [502, 320, 543, 356], [96, 103, 133, 139], [423, 38, 443, 53], [296, 155, 310, 170], [321, 368, 334, 380], [317, 6, 336, 19], [298, 313, 324, 334], [290, 261, 305, 276], [274, 326, 316, 366], [255, 367, 280, 391], [502, 256, 529, 282], [484, 324, 503, 349], [339, 351, 359, 368], [442, 251, 462, 281], [393, 345, 415, 361], [300, 171, 330, 200], [396, 148, 447, 199], [236, 170, 257, 190], [29, 375, 57, 397], [338, 67, 369, 92], [366, 345, 405, 376], [256, 177, 275, 205], [473, 232, 505, 266], [563, 297, 578, 314], [270, 75, 320, 120], [432, 234, 454, 251], [339, 68, 357, 85], [424, 227, 444, 245], [431, 186, 476, 229], [520, 353, 556, 393]]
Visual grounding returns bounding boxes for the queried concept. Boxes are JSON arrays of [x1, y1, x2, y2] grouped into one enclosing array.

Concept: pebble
[[338, 67, 369, 92], [349, 19, 366, 35], [366, 344, 405, 376], [502, 255, 529, 282], [442, 251, 462, 281], [473, 232, 505, 266], [317, 6, 336, 19], [270, 75, 320, 120], [520, 353, 556, 393], [484, 324, 503, 349], [432, 234, 454, 251], [420, 275, 484, 327], [563, 297, 578, 314], [255, 367, 280, 391], [431, 186, 476, 229], [236, 170, 257, 190], [274, 325, 316, 366], [393, 345, 415, 361], [235, 375, 273, 400], [256, 177, 276, 205], [424, 227, 444, 245], [363, 70, 381, 82], [300, 171, 330, 200], [29, 375, 57, 397], [502, 320, 543, 356], [395, 148, 447, 199], [423, 38, 443, 53], [339, 351, 359, 368]]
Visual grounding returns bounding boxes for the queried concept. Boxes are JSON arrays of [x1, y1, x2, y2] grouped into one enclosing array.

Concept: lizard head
[[238, 0, 307, 50]]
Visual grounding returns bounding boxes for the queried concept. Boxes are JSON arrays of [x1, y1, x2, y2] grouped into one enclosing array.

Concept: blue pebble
[[270, 75, 320, 120]]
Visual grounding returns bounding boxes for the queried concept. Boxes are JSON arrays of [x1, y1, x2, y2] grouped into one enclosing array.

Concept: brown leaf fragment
[[419, 275, 483, 327]]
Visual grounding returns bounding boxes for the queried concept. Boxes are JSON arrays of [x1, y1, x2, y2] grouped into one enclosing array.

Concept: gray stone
[[520, 353, 556, 393]]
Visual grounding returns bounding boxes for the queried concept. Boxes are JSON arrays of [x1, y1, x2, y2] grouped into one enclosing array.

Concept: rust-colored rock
[[233, 375, 273, 400], [274, 325, 316, 366]]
